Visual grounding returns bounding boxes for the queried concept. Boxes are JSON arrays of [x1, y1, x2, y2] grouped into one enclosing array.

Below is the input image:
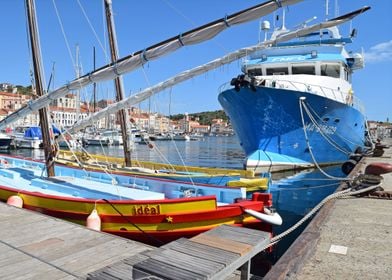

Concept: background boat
[[0, 132, 13, 150]]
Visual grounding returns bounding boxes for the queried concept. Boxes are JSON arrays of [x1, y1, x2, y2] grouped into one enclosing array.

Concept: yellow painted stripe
[[58, 150, 255, 177], [1, 190, 217, 215]]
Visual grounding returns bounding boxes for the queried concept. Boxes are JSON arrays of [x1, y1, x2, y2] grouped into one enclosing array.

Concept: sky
[[0, 0, 391, 122]]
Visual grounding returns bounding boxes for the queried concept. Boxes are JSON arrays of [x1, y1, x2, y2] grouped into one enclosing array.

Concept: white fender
[[86, 209, 101, 231], [7, 195, 23, 208], [244, 208, 283, 226]]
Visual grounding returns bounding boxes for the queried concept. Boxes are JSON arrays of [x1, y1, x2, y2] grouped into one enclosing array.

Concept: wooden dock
[[88, 225, 270, 280], [0, 202, 271, 279], [264, 137, 392, 280], [0, 203, 153, 280]]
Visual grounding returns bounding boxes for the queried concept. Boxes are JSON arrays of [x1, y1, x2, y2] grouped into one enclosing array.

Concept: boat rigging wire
[[160, 0, 229, 54], [56, 133, 125, 199], [0, 6, 371, 131], [52, 0, 75, 70], [133, 70, 200, 184], [76, 0, 109, 62]]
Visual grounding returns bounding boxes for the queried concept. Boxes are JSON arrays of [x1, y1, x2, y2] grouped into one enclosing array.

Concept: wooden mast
[[104, 0, 132, 167], [26, 0, 55, 177]]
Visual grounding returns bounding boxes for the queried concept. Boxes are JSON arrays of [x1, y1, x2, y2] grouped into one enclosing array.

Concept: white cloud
[[364, 40, 392, 63]]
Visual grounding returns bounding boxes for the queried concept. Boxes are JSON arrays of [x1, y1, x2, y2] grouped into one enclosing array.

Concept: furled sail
[[0, 5, 370, 131], [64, 6, 370, 135], [0, 0, 303, 130]]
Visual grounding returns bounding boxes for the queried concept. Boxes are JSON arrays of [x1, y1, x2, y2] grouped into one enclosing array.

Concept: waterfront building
[[0, 83, 15, 92], [191, 124, 210, 135], [155, 114, 171, 133], [210, 118, 233, 135]]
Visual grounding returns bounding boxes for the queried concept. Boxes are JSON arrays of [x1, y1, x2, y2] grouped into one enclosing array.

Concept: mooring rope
[[301, 100, 351, 155], [305, 101, 365, 149], [259, 182, 382, 251], [299, 97, 353, 181]]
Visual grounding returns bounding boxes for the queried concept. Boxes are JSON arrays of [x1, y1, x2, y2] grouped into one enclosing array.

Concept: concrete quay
[[264, 137, 392, 280]]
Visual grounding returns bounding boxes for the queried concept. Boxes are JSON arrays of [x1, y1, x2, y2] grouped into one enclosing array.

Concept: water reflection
[[83, 135, 246, 169]]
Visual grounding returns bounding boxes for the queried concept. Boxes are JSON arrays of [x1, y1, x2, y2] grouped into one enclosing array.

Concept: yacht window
[[321, 63, 340, 78], [292, 65, 315, 75], [247, 68, 262, 76], [266, 67, 288, 75]]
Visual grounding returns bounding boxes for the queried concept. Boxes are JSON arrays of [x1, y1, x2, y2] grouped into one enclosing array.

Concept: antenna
[[260, 20, 271, 42], [334, 0, 339, 17], [325, 0, 329, 20]]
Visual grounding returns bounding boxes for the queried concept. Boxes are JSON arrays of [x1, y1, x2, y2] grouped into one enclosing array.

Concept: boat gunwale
[[1, 154, 246, 190], [0, 183, 219, 204]]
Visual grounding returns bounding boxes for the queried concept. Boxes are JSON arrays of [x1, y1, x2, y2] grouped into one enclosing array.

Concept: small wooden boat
[[56, 150, 270, 191], [0, 155, 280, 245]]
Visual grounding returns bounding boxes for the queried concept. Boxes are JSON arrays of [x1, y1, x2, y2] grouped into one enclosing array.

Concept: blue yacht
[[219, 13, 368, 173]]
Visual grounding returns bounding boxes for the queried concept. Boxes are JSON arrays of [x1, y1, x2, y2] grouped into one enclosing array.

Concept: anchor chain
[[362, 190, 392, 200]]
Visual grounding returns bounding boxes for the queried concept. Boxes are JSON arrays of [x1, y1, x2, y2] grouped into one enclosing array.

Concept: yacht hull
[[219, 86, 366, 173]]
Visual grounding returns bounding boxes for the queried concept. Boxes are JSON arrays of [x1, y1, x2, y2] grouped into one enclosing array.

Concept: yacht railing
[[219, 77, 365, 114]]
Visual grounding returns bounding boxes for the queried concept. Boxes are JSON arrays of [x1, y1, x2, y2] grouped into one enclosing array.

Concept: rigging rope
[[58, 131, 124, 199], [255, 181, 383, 252], [76, 0, 109, 62], [52, 0, 75, 71]]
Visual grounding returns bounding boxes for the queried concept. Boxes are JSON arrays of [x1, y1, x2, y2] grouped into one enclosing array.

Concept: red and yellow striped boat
[[0, 155, 280, 245]]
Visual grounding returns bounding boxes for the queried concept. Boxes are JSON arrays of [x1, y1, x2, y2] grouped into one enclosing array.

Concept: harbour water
[[3, 135, 344, 272]]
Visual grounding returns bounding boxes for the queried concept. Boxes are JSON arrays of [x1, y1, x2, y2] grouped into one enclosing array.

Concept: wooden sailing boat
[[0, 0, 289, 246], [54, 0, 280, 189]]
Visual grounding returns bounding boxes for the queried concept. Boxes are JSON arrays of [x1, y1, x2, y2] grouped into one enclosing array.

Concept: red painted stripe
[[24, 200, 264, 224], [104, 220, 265, 245]]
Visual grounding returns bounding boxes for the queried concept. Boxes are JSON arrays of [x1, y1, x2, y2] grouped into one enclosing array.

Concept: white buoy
[[244, 208, 283, 226], [86, 209, 101, 231], [7, 195, 23, 208]]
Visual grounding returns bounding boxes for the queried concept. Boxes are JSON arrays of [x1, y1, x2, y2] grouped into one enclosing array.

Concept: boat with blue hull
[[219, 8, 370, 173]]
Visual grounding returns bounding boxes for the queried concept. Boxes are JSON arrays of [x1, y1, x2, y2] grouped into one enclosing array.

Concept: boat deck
[[0, 202, 153, 279], [0, 202, 270, 280], [0, 166, 165, 200], [264, 137, 392, 279]]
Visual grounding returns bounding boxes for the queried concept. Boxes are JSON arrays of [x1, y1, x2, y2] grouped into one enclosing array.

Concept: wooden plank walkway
[[88, 225, 271, 280], [0, 202, 153, 280]]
